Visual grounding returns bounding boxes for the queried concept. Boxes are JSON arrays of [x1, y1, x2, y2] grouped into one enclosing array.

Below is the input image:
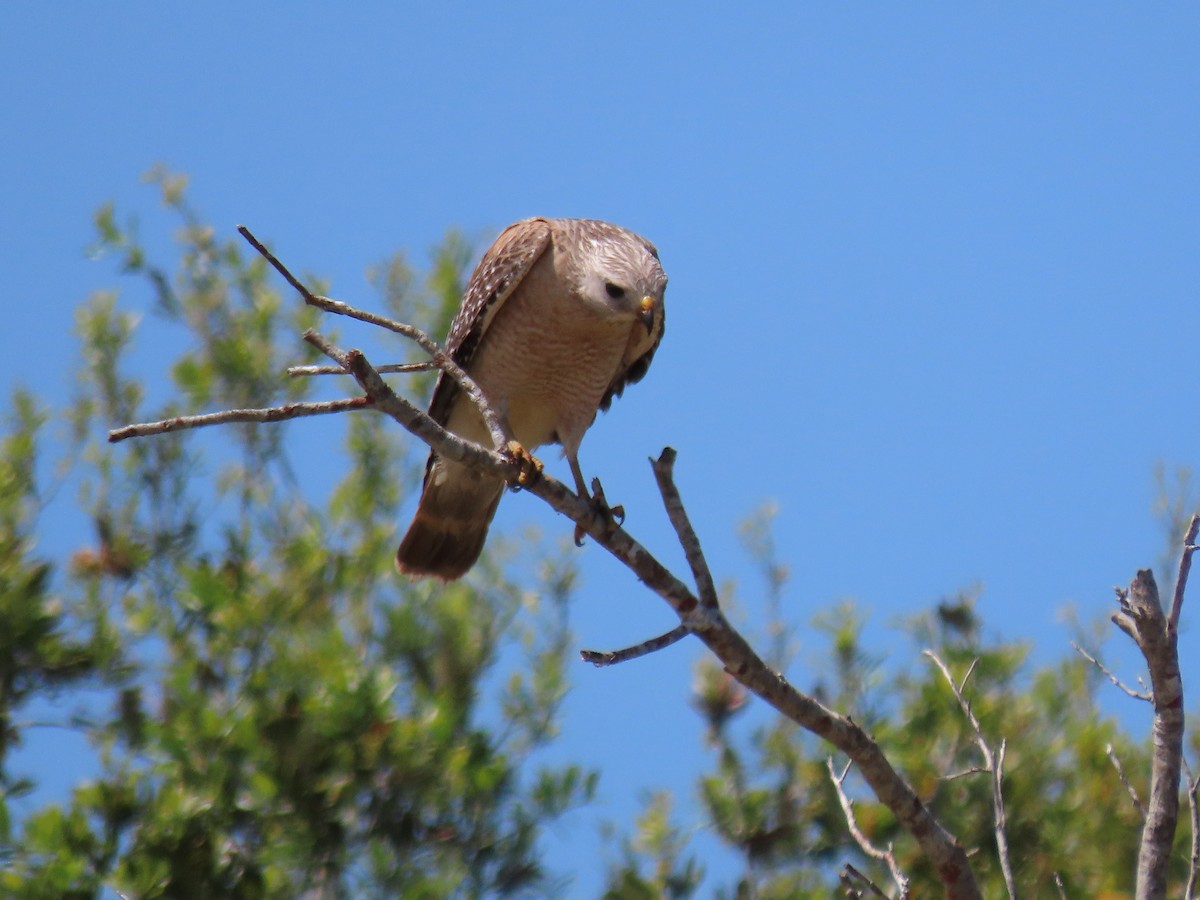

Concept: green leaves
[[1, 173, 594, 897]]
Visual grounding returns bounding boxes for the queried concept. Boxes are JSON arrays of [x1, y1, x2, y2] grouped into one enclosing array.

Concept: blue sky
[[4, 4, 1199, 893]]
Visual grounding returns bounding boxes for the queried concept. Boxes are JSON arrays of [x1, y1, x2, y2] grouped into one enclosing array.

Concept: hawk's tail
[[396, 457, 505, 581]]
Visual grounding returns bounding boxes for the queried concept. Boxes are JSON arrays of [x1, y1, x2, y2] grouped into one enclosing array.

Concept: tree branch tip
[[579, 624, 690, 667]]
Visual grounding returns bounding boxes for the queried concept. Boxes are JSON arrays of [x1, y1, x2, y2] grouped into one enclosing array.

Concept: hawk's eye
[[604, 282, 626, 299]]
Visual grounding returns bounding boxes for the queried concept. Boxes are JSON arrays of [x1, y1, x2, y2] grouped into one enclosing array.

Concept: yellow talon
[[505, 440, 543, 487]]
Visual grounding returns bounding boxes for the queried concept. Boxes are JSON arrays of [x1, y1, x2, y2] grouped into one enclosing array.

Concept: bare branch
[[638, 457, 979, 895], [957, 657, 979, 695], [941, 766, 989, 782], [107, 397, 370, 443], [1052, 872, 1067, 900], [651, 448, 718, 609], [303, 328, 350, 367], [1105, 742, 1145, 821], [828, 758, 910, 898], [1111, 570, 1184, 899], [1070, 641, 1152, 702], [341, 349, 517, 480], [1185, 759, 1200, 900], [924, 651, 1018, 900], [579, 625, 690, 666], [238, 225, 511, 456], [287, 361, 433, 377], [1168, 513, 1200, 636], [840, 862, 892, 899]]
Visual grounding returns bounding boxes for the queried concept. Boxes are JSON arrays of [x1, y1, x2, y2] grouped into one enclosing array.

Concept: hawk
[[396, 217, 668, 580]]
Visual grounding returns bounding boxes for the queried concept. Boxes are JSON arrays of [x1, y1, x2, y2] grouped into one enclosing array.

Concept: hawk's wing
[[427, 217, 553, 426]]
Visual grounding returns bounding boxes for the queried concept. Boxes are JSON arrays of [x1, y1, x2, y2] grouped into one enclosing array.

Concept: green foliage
[[0, 172, 593, 898], [0, 391, 117, 824], [602, 792, 704, 899]]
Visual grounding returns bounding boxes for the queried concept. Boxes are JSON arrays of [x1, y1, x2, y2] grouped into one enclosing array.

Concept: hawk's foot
[[504, 440, 543, 489], [574, 477, 625, 546]]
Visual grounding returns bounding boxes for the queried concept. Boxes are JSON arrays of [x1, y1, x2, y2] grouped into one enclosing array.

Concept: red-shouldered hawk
[[396, 217, 668, 580]]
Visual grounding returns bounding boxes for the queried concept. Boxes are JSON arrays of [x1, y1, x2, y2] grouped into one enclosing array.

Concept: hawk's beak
[[638, 296, 656, 334]]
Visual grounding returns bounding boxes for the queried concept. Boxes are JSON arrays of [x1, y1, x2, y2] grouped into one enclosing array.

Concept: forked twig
[[1105, 742, 1145, 820], [1070, 641, 1152, 702], [924, 651, 1017, 899], [840, 862, 891, 899], [236, 225, 511, 456], [828, 758, 910, 898]]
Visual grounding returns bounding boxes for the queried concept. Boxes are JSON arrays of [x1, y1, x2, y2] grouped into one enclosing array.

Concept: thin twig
[[1185, 758, 1200, 900], [1168, 513, 1200, 636], [304, 329, 349, 366], [287, 361, 433, 377], [341, 349, 515, 479], [925, 651, 1018, 900], [1052, 872, 1067, 900], [941, 765, 989, 782], [579, 625, 690, 666], [957, 657, 979, 695], [237, 225, 511, 456], [108, 397, 370, 443], [840, 862, 891, 899], [651, 448, 718, 609], [1070, 641, 1152, 702], [1105, 742, 1145, 820], [828, 758, 910, 898]]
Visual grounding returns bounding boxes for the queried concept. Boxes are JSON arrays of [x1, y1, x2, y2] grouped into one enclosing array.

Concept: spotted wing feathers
[[428, 218, 553, 425]]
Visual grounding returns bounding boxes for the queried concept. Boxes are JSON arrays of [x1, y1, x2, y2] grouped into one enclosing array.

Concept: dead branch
[[287, 361, 433, 377], [1184, 759, 1200, 900], [1070, 641, 1152, 702], [579, 625, 689, 666], [237, 225, 512, 456], [1111, 570, 1185, 900], [1106, 742, 1146, 821], [925, 651, 1018, 900], [108, 397, 370, 443], [828, 758, 910, 898], [1168, 514, 1200, 636], [841, 862, 892, 899], [941, 766, 988, 782], [650, 454, 718, 609], [110, 229, 983, 900]]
